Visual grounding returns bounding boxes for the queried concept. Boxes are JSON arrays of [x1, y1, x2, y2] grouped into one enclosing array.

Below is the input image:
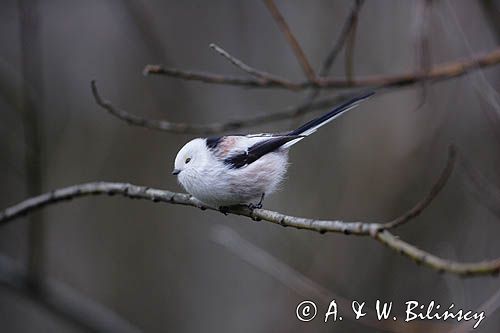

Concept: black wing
[[224, 135, 301, 168]]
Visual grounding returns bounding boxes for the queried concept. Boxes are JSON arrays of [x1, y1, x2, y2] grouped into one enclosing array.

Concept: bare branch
[[380, 145, 456, 229], [212, 225, 452, 332], [344, 0, 363, 81], [321, 0, 365, 77], [454, 286, 500, 333], [107, 49, 500, 135], [144, 47, 500, 90], [91, 80, 347, 134], [262, 0, 317, 82], [143, 64, 302, 90], [374, 231, 500, 276], [459, 154, 500, 219], [413, 0, 433, 108], [0, 255, 142, 333], [1, 182, 376, 233], [305, 47, 500, 88], [19, 0, 46, 280], [1, 148, 498, 276], [293, 0, 366, 120], [208, 43, 298, 90]]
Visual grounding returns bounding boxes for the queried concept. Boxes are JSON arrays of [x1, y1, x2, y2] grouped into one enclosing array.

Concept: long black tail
[[289, 91, 375, 137], [224, 91, 375, 168]]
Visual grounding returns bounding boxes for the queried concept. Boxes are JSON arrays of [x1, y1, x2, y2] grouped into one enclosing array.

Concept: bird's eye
[[185, 157, 191, 164]]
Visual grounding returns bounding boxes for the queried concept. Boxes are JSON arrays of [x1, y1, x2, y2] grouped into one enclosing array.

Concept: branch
[[142, 64, 302, 90], [19, 0, 46, 280], [143, 47, 500, 90], [211, 225, 452, 332], [262, 0, 317, 82], [344, 0, 362, 81], [1, 148, 499, 276], [454, 285, 500, 333], [374, 231, 500, 276], [459, 154, 500, 219], [208, 43, 298, 90], [380, 146, 456, 229], [98, 45, 500, 135], [413, 0, 433, 108], [0, 255, 142, 333], [320, 0, 365, 77], [294, 0, 366, 118], [91, 80, 347, 134]]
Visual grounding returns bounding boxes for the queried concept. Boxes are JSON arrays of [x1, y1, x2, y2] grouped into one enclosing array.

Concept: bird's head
[[172, 138, 208, 179]]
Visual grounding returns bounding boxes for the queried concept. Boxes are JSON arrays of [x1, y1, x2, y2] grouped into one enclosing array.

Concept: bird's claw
[[219, 206, 229, 215], [248, 202, 263, 210], [248, 193, 265, 210]]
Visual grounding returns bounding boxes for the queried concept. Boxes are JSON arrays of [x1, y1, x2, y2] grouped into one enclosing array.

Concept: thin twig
[[344, 0, 362, 82], [211, 225, 452, 332], [293, 0, 366, 119], [106, 49, 500, 135], [320, 0, 365, 77], [1, 149, 498, 276], [413, 0, 433, 109], [211, 224, 375, 327], [452, 286, 500, 333], [262, 0, 317, 82], [380, 146, 456, 229], [374, 231, 500, 276], [208, 43, 298, 89], [91, 80, 347, 134], [0, 254, 143, 333], [143, 64, 302, 90], [443, 0, 500, 146], [18, 0, 46, 280], [459, 154, 500, 219], [144, 47, 500, 90]]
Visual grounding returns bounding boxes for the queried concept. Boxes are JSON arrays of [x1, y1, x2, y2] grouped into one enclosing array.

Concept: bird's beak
[[172, 169, 181, 176]]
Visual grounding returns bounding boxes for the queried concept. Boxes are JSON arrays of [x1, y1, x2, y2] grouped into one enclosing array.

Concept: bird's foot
[[219, 206, 230, 215], [248, 193, 265, 210], [247, 202, 262, 210]]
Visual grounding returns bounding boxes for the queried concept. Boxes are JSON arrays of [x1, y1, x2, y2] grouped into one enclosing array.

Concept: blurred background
[[1, 0, 500, 332]]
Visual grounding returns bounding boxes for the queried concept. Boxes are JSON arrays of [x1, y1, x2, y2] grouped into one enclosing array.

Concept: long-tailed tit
[[172, 92, 374, 209]]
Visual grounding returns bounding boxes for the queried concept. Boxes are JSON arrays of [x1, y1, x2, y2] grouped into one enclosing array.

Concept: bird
[[172, 91, 374, 210]]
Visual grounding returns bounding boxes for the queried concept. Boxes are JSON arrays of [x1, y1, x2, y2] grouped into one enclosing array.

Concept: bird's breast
[[179, 152, 289, 206]]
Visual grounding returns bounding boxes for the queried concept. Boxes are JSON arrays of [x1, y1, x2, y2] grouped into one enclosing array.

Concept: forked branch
[[262, 0, 317, 82], [95, 45, 500, 135], [144, 48, 500, 90], [208, 43, 299, 90], [1, 147, 499, 276], [91, 80, 348, 134]]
